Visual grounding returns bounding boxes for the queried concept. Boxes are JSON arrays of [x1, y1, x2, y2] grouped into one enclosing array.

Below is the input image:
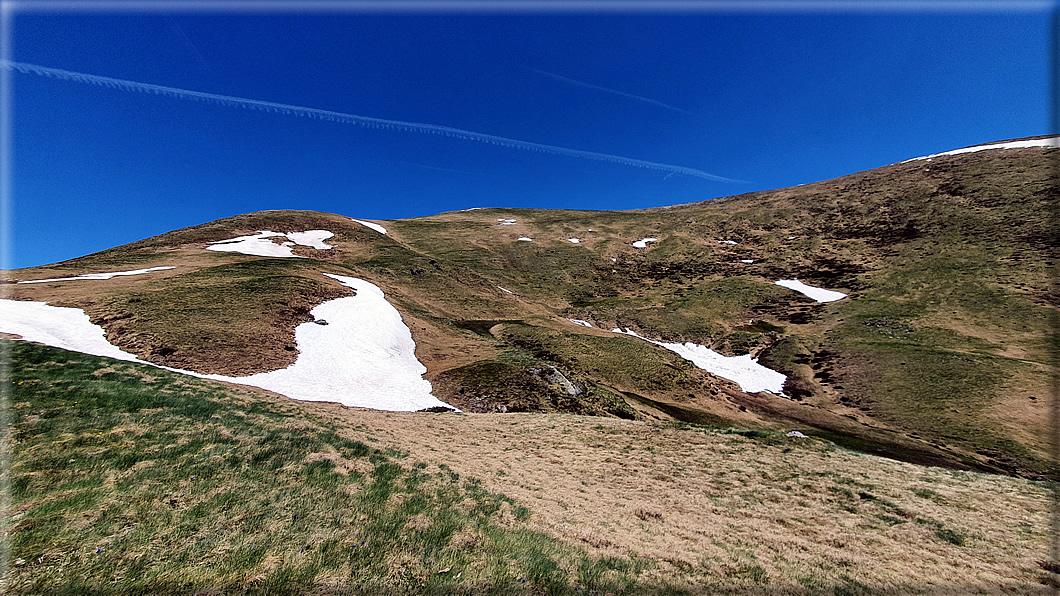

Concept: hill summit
[[4, 135, 1057, 480]]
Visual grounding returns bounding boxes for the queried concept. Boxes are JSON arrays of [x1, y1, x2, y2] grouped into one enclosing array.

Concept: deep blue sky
[[6, 5, 1054, 268]]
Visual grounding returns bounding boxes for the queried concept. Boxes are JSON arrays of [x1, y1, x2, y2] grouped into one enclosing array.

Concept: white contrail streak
[[523, 66, 698, 117], [2, 60, 739, 183]]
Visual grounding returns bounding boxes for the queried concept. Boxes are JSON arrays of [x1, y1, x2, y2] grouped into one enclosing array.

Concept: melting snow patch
[[351, 219, 388, 235], [517, 237, 533, 242], [568, 319, 593, 328], [568, 238, 581, 244], [207, 230, 335, 258], [207, 231, 296, 257], [286, 230, 334, 250], [0, 300, 144, 362], [498, 219, 517, 225], [612, 328, 786, 394], [902, 136, 1059, 162], [498, 286, 514, 294], [718, 240, 738, 245], [229, 274, 452, 411], [0, 277, 456, 412], [632, 238, 658, 249], [18, 266, 176, 284], [461, 207, 484, 211], [786, 431, 808, 438], [775, 279, 847, 303], [740, 260, 754, 264]]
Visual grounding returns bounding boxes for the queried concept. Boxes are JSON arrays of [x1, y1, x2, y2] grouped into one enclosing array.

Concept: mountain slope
[[5, 136, 1057, 479], [6, 340, 1054, 594]]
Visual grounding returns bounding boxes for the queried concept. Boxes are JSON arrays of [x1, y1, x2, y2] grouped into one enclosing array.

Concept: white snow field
[[568, 319, 593, 327], [632, 238, 658, 248], [774, 279, 847, 303], [231, 274, 452, 411], [612, 328, 786, 394], [207, 230, 335, 257], [0, 274, 456, 412], [285, 230, 334, 249], [498, 218, 517, 225], [17, 266, 176, 284], [903, 136, 1059, 162], [350, 219, 387, 235], [517, 237, 533, 242], [568, 238, 581, 244], [0, 300, 144, 362]]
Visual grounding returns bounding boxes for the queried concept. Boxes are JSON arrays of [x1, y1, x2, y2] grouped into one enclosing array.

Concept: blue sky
[[5, 4, 1054, 268]]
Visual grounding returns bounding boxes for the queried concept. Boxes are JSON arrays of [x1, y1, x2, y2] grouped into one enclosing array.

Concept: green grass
[[496, 323, 712, 401], [6, 341, 685, 594], [10, 147, 1056, 483], [432, 356, 636, 418], [823, 301, 1052, 477]]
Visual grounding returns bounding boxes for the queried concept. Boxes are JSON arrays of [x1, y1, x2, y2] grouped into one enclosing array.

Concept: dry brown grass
[[6, 147, 1057, 479], [9, 337, 1056, 593], [309, 405, 1054, 593]]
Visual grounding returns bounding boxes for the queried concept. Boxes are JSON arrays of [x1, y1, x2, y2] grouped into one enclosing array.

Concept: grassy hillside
[[5, 141, 1057, 480], [6, 342, 1056, 594], [5, 341, 666, 595]]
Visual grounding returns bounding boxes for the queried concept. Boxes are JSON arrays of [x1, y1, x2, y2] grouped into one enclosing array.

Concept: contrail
[[1, 60, 739, 183], [522, 65, 698, 117], [168, 23, 212, 72]]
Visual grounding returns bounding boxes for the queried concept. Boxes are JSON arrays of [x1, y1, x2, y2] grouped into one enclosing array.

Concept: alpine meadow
[[2, 137, 1058, 594]]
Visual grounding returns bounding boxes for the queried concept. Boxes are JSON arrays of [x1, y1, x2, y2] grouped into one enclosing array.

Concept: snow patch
[[498, 218, 517, 225], [0, 300, 144, 362], [902, 137, 1059, 162], [285, 230, 334, 250], [775, 279, 847, 303], [632, 238, 658, 249], [18, 266, 176, 284], [517, 237, 533, 242], [461, 207, 484, 211], [568, 238, 581, 244], [351, 219, 388, 235], [207, 231, 295, 257], [786, 431, 808, 438], [0, 277, 456, 412], [498, 286, 513, 294], [230, 274, 451, 411], [718, 240, 738, 245], [740, 259, 754, 264], [612, 328, 786, 394], [568, 319, 593, 328], [207, 230, 334, 258]]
